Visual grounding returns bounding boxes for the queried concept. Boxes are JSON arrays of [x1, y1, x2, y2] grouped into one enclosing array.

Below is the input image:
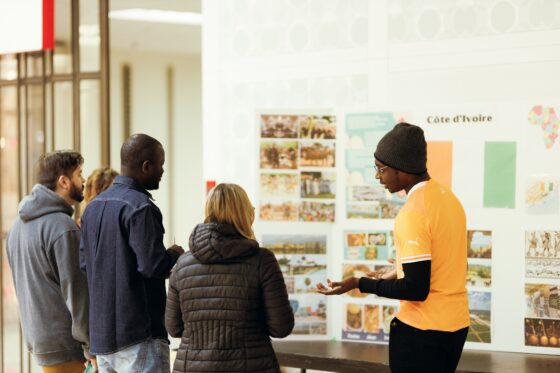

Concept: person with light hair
[[75, 167, 118, 226], [83, 167, 118, 205], [165, 183, 294, 373]]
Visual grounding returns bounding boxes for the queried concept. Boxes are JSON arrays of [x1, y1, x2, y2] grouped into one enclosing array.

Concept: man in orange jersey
[[318, 123, 470, 373]]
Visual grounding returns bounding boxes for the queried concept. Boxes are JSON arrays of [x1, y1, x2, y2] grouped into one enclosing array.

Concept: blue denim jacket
[[80, 176, 179, 354]]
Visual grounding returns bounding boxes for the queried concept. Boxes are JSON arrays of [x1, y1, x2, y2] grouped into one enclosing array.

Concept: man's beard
[[70, 182, 84, 203], [145, 176, 160, 190]]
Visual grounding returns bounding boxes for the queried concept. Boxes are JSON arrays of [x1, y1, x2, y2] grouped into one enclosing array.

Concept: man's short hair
[[37, 151, 84, 191], [120, 134, 162, 170]]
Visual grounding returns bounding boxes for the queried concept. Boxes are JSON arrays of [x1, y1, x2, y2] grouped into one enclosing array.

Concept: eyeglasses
[[374, 164, 389, 174]]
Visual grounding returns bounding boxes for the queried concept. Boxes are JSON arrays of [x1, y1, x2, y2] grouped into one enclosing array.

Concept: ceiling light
[[109, 9, 202, 25]]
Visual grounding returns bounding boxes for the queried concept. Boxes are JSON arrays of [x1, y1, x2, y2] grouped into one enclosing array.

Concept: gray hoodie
[[7, 184, 90, 366]]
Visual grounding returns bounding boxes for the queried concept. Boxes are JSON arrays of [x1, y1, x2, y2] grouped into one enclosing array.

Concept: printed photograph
[[467, 230, 492, 259], [345, 303, 363, 331], [290, 295, 327, 335], [364, 304, 381, 334], [382, 306, 398, 334], [260, 114, 299, 139], [300, 171, 336, 199], [262, 235, 327, 255], [298, 115, 336, 140], [260, 172, 299, 198], [299, 201, 335, 222], [368, 232, 387, 246], [299, 141, 335, 168], [346, 232, 367, 247], [467, 291, 492, 343], [347, 185, 386, 202], [347, 202, 379, 219], [260, 141, 298, 169], [284, 276, 295, 293], [259, 201, 299, 221], [277, 254, 327, 277], [526, 231, 560, 259], [343, 264, 373, 298], [525, 284, 560, 319], [380, 199, 404, 219], [373, 264, 394, 277], [467, 262, 492, 288], [525, 318, 560, 348], [526, 259, 560, 279], [295, 274, 325, 294]]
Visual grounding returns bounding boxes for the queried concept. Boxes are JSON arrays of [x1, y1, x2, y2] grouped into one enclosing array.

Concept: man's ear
[[57, 174, 69, 190], [141, 160, 151, 174]]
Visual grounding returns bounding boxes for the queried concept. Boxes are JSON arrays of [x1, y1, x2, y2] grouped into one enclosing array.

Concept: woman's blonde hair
[[204, 183, 255, 240], [84, 167, 118, 204]]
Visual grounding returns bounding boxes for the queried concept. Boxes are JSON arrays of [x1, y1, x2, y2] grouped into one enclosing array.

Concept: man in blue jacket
[[80, 134, 184, 372]]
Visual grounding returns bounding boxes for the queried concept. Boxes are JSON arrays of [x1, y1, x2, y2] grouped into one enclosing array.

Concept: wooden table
[[273, 340, 560, 373]]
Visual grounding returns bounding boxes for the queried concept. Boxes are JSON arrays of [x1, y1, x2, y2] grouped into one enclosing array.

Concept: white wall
[[202, 0, 560, 356], [110, 50, 204, 248]]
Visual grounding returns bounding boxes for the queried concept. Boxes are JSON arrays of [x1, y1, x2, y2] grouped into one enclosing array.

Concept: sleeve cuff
[[166, 248, 180, 264], [358, 276, 380, 295]]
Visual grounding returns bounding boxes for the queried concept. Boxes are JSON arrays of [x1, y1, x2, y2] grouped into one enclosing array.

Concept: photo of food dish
[[364, 305, 380, 333], [346, 233, 366, 247], [346, 303, 362, 331]]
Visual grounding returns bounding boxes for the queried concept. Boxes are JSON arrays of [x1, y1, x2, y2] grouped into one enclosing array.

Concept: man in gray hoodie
[[7, 150, 95, 372]]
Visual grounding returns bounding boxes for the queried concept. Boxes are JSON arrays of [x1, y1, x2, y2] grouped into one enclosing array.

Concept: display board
[[252, 103, 560, 355]]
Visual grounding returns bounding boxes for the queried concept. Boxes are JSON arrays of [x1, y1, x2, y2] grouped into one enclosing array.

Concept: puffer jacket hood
[[189, 223, 258, 263], [19, 184, 74, 222]]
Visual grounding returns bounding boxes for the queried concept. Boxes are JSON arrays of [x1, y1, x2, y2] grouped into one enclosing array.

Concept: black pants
[[389, 317, 468, 373]]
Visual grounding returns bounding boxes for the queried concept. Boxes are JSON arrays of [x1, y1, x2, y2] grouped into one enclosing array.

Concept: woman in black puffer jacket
[[165, 183, 294, 373]]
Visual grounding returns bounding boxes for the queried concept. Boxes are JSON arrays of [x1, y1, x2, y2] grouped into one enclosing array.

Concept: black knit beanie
[[374, 122, 427, 175]]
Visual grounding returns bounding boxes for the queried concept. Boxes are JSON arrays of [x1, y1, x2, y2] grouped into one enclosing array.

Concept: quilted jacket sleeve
[[259, 248, 294, 338], [165, 271, 184, 338]]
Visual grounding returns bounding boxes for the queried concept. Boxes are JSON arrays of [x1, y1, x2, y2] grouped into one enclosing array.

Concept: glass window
[[27, 84, 45, 188], [0, 54, 18, 81], [80, 0, 100, 72], [54, 0, 73, 74], [80, 80, 101, 175], [1, 86, 19, 233], [54, 82, 74, 150], [2, 240, 21, 372], [26, 53, 43, 78], [1, 85, 21, 372]]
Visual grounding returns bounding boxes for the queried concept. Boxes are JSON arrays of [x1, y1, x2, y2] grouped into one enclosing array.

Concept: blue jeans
[[97, 339, 170, 373]]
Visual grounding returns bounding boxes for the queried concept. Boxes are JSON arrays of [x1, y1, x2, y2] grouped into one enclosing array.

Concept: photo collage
[[525, 231, 560, 349], [259, 114, 336, 222], [341, 230, 398, 343], [466, 230, 493, 344], [262, 234, 328, 336], [345, 112, 407, 220]]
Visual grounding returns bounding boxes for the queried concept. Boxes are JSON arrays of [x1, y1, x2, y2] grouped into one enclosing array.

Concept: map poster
[[346, 112, 407, 219], [526, 175, 559, 215]]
